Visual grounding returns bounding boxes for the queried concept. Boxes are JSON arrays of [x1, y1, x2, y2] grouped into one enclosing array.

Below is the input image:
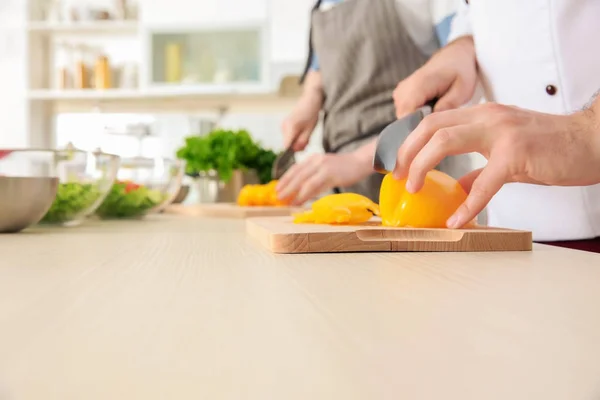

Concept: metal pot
[[191, 169, 259, 204]]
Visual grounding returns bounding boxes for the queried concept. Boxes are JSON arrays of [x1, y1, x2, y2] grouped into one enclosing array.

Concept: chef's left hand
[[276, 150, 373, 205], [393, 102, 600, 228]]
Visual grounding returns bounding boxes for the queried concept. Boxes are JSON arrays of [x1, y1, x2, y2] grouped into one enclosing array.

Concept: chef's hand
[[394, 103, 600, 228], [282, 71, 324, 151], [276, 147, 374, 205], [282, 102, 320, 151], [393, 36, 478, 118]]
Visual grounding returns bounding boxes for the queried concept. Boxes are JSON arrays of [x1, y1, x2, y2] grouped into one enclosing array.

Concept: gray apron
[[310, 0, 430, 202]]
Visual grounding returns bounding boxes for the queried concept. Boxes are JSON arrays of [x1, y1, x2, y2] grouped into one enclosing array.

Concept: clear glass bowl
[[0, 149, 120, 230], [95, 156, 184, 219]]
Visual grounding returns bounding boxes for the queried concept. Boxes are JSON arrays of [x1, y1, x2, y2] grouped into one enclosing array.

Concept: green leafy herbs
[[41, 182, 102, 224], [95, 181, 166, 219], [247, 147, 277, 184], [176, 129, 278, 184]]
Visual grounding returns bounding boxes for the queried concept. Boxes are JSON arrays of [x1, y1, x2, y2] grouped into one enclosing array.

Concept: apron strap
[[299, 0, 324, 84]]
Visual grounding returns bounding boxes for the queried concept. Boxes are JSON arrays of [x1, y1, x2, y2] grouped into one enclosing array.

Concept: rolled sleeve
[[446, 1, 473, 43]]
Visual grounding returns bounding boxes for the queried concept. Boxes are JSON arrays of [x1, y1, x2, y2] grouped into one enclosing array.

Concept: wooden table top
[[1, 215, 599, 400]]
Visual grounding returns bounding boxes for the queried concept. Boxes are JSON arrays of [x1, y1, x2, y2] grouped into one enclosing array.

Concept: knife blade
[[272, 132, 301, 180], [372, 99, 437, 174]]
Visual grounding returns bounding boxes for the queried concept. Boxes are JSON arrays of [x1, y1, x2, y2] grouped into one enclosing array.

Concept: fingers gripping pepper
[[379, 170, 470, 228]]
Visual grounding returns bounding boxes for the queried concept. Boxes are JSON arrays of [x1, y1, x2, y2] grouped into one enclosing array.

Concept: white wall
[[141, 0, 268, 26], [56, 111, 325, 164], [0, 0, 27, 147], [268, 0, 312, 63]]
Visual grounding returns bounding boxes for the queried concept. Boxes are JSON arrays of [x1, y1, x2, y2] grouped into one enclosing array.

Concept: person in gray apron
[[276, 0, 469, 205]]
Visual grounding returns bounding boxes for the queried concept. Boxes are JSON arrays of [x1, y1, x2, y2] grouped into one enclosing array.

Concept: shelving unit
[[29, 89, 298, 114], [27, 20, 139, 34], [23, 0, 304, 149]]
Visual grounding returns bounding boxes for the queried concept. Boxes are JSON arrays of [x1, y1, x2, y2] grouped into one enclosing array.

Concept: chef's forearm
[[301, 70, 325, 109]]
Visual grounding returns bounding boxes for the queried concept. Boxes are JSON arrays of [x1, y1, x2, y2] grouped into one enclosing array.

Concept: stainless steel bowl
[[0, 176, 59, 233]]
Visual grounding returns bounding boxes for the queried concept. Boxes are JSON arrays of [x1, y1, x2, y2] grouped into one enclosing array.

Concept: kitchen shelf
[[28, 84, 276, 99], [28, 88, 299, 113], [29, 89, 141, 100], [27, 21, 139, 35]]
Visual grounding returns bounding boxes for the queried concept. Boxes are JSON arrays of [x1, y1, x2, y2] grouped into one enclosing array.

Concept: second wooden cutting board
[[247, 216, 532, 253], [164, 203, 304, 219]]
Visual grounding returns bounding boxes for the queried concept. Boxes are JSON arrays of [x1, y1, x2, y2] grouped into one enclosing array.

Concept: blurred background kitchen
[[0, 0, 467, 206], [0, 0, 314, 154]]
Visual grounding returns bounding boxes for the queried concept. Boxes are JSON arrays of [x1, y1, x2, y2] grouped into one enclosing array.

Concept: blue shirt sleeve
[[310, 52, 320, 71], [434, 12, 456, 46]]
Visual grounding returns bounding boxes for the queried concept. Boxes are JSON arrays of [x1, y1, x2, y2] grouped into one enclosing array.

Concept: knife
[[373, 98, 438, 174], [272, 133, 301, 180]]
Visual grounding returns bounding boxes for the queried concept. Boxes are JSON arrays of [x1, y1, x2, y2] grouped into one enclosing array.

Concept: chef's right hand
[[393, 36, 478, 118], [282, 99, 321, 151], [282, 70, 324, 151]]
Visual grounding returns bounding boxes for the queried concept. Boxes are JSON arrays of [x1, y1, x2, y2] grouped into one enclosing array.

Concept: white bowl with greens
[[38, 150, 120, 226], [95, 157, 184, 219]]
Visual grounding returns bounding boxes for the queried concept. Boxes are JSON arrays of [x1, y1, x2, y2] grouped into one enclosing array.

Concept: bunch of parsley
[[176, 129, 277, 184]]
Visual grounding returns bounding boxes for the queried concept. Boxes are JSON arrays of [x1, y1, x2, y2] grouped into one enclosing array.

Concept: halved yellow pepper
[[380, 170, 468, 228], [293, 193, 380, 225]]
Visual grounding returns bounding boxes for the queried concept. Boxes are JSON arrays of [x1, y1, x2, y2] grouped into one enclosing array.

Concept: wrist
[[438, 36, 475, 64], [296, 91, 323, 118], [350, 140, 377, 175], [570, 106, 600, 184], [301, 86, 323, 108], [587, 104, 600, 167]]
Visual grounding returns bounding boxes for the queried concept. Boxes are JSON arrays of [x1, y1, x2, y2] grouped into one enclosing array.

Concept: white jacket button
[[546, 85, 557, 96]]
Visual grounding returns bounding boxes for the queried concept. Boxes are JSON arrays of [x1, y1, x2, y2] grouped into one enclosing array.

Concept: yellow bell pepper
[[379, 170, 469, 228], [237, 180, 290, 207], [293, 193, 380, 225]]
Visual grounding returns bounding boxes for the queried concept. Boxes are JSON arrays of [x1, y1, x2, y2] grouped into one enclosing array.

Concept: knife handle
[[425, 97, 439, 111]]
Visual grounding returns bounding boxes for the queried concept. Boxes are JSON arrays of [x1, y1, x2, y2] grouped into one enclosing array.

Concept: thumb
[[394, 70, 442, 119], [447, 163, 506, 228]]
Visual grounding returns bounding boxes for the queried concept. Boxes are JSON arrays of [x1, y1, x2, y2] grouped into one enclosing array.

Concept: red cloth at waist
[[538, 237, 600, 253]]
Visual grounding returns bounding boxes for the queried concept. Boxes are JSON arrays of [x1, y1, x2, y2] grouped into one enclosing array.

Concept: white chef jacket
[[447, 0, 600, 241]]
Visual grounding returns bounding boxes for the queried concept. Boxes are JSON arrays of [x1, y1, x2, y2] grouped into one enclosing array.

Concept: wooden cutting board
[[164, 203, 304, 219], [247, 216, 532, 253]]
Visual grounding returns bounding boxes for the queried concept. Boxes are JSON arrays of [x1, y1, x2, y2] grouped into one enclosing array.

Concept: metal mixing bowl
[[0, 177, 59, 233], [0, 149, 68, 233]]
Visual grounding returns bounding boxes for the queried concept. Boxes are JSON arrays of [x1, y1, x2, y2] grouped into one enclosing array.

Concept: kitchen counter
[[1, 215, 600, 400]]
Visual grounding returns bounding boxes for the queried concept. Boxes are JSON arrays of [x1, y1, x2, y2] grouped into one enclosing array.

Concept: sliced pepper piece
[[237, 180, 291, 207], [293, 193, 379, 225]]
